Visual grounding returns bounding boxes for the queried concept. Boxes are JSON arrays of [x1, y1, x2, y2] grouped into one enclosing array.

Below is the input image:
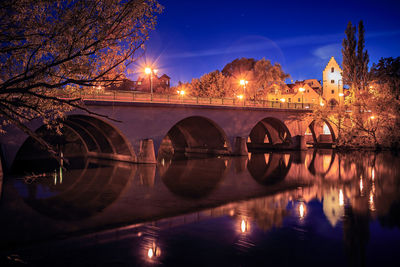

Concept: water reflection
[[1, 150, 400, 266], [247, 152, 292, 185], [12, 157, 136, 220], [159, 154, 228, 199]]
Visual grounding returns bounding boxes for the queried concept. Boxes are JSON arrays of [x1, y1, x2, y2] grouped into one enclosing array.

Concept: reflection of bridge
[[0, 98, 337, 170]]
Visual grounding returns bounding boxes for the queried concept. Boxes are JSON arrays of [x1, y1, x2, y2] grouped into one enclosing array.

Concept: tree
[[342, 21, 370, 103], [220, 57, 289, 100], [370, 57, 400, 99], [0, 0, 162, 154], [189, 70, 232, 98]]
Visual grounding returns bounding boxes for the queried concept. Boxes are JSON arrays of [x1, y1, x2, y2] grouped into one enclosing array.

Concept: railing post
[[210, 97, 212, 104], [196, 96, 199, 104], [132, 91, 135, 101]]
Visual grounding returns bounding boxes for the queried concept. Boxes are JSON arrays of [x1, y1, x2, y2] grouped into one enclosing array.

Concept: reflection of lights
[[372, 168, 375, 181], [240, 219, 249, 233], [229, 209, 235, 216], [237, 94, 243, 100], [359, 178, 364, 192], [339, 189, 344, 206], [148, 248, 154, 259], [147, 242, 161, 260], [369, 192, 376, 211], [299, 203, 306, 219]]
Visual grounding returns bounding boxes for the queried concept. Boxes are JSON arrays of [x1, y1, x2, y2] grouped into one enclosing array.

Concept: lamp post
[[239, 79, 248, 106], [145, 67, 158, 101], [177, 89, 185, 103], [299, 87, 305, 108], [339, 93, 344, 105]]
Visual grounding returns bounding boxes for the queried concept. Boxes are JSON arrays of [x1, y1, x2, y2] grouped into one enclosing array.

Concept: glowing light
[[320, 102, 325, 106], [369, 192, 376, 211], [280, 98, 286, 102], [299, 203, 306, 219], [299, 87, 305, 92], [339, 93, 344, 97], [145, 67, 152, 74], [239, 79, 248, 86], [241, 219, 247, 233], [360, 178, 364, 192], [339, 189, 344, 206], [148, 248, 154, 259], [237, 94, 243, 99], [372, 168, 375, 181], [370, 116, 375, 120]]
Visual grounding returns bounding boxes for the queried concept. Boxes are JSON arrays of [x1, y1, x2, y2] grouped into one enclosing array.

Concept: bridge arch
[[12, 115, 136, 171], [305, 119, 336, 148], [158, 116, 231, 158], [247, 117, 292, 150]]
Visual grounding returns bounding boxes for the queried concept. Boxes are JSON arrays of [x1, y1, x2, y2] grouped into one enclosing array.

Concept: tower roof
[[323, 56, 342, 73]]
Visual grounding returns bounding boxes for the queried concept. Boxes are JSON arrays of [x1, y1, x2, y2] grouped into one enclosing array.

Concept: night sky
[[129, 0, 400, 86]]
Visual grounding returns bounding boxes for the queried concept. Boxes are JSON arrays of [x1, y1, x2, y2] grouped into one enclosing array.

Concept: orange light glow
[[299, 203, 306, 219], [299, 87, 305, 92], [280, 98, 286, 102], [148, 248, 154, 259], [339, 189, 344, 206], [241, 220, 246, 232], [239, 79, 248, 86], [145, 67, 152, 74], [237, 94, 243, 99]]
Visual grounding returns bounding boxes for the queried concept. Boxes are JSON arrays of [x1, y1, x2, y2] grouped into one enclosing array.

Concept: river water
[[0, 150, 400, 266]]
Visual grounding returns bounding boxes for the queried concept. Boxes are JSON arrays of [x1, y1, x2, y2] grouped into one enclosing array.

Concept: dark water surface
[[1, 150, 400, 266]]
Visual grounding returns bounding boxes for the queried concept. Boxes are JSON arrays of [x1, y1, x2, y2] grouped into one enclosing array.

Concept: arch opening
[[12, 115, 136, 173], [158, 116, 230, 161], [247, 117, 292, 151], [305, 120, 336, 148]]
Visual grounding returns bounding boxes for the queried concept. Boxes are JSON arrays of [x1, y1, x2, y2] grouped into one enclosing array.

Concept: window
[[298, 98, 301, 102], [331, 80, 335, 84], [331, 90, 335, 94], [288, 98, 291, 102], [331, 67, 334, 73], [307, 89, 309, 93], [137, 81, 142, 85]]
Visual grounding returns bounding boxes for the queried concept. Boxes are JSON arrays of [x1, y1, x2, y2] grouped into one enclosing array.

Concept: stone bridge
[[0, 100, 337, 171]]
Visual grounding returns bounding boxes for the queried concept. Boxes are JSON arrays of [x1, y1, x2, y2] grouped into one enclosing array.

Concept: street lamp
[[239, 79, 248, 106], [176, 90, 185, 102], [299, 87, 305, 108], [339, 92, 344, 105], [145, 67, 158, 101], [280, 98, 285, 108]]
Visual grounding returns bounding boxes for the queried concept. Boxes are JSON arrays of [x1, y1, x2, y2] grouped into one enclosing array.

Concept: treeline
[[173, 58, 289, 100]]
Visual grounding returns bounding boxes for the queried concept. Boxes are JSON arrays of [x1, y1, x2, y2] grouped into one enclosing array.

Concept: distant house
[[135, 73, 171, 93], [267, 56, 345, 106], [269, 81, 322, 106], [105, 74, 171, 93]]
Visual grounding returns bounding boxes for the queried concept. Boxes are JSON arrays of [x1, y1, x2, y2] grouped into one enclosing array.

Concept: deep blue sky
[[130, 0, 400, 85]]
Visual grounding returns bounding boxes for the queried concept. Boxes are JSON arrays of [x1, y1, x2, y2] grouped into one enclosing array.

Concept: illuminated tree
[[0, 0, 162, 153]]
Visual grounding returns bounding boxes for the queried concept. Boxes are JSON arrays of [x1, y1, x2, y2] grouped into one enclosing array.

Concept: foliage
[[342, 21, 370, 103], [0, 0, 162, 154], [185, 57, 289, 100], [370, 57, 400, 99], [316, 24, 400, 149]]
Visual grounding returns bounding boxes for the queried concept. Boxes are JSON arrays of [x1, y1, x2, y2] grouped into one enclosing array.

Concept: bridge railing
[[60, 90, 317, 110]]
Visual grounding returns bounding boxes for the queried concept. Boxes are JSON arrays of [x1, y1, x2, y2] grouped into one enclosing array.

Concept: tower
[[322, 57, 343, 106]]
